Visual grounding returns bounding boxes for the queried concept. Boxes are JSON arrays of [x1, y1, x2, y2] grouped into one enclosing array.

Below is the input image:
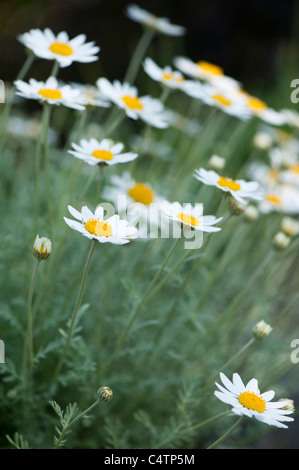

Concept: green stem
[[52, 239, 97, 385], [0, 53, 35, 139], [42, 104, 53, 234], [97, 237, 182, 380], [124, 28, 155, 84], [156, 411, 232, 449], [196, 338, 256, 400], [50, 60, 60, 78], [97, 164, 105, 203], [26, 259, 41, 378], [207, 416, 245, 449], [54, 398, 100, 449]]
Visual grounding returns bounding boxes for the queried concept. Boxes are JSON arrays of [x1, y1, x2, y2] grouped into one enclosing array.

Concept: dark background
[[0, 0, 298, 104]]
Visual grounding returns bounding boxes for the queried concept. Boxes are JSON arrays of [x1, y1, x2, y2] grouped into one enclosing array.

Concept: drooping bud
[[207, 155, 225, 173], [253, 320, 273, 339], [98, 386, 113, 402], [281, 217, 299, 238], [243, 205, 259, 223], [273, 231, 291, 251]]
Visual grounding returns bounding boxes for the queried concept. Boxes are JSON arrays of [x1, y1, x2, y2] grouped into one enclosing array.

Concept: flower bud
[[243, 205, 259, 223], [229, 198, 246, 216], [207, 155, 225, 172], [253, 132, 272, 151], [279, 399, 295, 412], [98, 386, 113, 402], [33, 235, 52, 260], [253, 320, 273, 339], [281, 217, 299, 238], [273, 231, 291, 251]]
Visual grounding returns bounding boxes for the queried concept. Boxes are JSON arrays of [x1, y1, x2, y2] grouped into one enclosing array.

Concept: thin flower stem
[[52, 239, 97, 385], [97, 164, 104, 202], [42, 104, 53, 234], [207, 416, 245, 449], [0, 53, 35, 140], [34, 105, 48, 228], [155, 411, 232, 449], [50, 60, 60, 78], [26, 259, 41, 377], [124, 28, 155, 84], [203, 249, 275, 340], [97, 236, 182, 381], [196, 338, 256, 401], [54, 398, 100, 449]]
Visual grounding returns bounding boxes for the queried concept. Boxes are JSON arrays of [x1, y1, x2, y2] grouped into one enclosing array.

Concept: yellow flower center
[[248, 97, 267, 112], [122, 95, 143, 110], [238, 391, 266, 413], [177, 213, 199, 227], [85, 218, 113, 237], [212, 94, 232, 107], [217, 176, 241, 191], [162, 72, 184, 83], [269, 169, 279, 181], [290, 165, 299, 174], [91, 149, 114, 161], [197, 61, 224, 76], [128, 183, 154, 205], [38, 88, 62, 100], [266, 195, 281, 204], [49, 42, 73, 56]]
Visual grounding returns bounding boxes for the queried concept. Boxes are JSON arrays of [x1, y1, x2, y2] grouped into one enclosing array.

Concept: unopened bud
[[281, 217, 299, 238], [279, 399, 295, 412], [229, 198, 246, 216], [253, 320, 273, 339], [33, 235, 52, 260], [207, 155, 225, 172], [273, 231, 291, 251], [243, 205, 259, 223], [98, 386, 113, 402], [253, 132, 272, 151]]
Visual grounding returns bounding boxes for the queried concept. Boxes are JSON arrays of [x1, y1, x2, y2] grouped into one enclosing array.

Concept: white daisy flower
[[159, 201, 222, 232], [18, 28, 99, 68], [173, 56, 241, 90], [143, 57, 186, 90], [68, 138, 138, 166], [102, 171, 164, 239], [96, 78, 169, 128], [64, 205, 138, 245], [125, 4, 186, 36], [215, 372, 294, 428], [69, 82, 110, 108], [279, 164, 299, 188], [200, 84, 252, 121], [259, 185, 299, 215], [237, 92, 287, 126], [14, 76, 87, 110], [194, 168, 262, 205]]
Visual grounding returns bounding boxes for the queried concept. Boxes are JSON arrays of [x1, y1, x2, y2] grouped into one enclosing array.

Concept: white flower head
[[215, 372, 294, 428], [64, 205, 138, 245], [173, 56, 241, 90], [18, 28, 100, 68], [236, 92, 287, 126], [194, 168, 262, 205], [33, 235, 52, 260], [96, 78, 169, 128], [14, 76, 87, 110], [68, 138, 138, 166], [125, 4, 186, 36], [159, 201, 222, 232], [143, 57, 186, 90], [259, 186, 299, 215]]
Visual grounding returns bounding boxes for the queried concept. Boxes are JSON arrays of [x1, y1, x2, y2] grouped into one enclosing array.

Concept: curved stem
[[207, 416, 245, 449], [52, 239, 97, 385], [54, 398, 100, 449], [124, 29, 155, 84], [156, 411, 232, 449]]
